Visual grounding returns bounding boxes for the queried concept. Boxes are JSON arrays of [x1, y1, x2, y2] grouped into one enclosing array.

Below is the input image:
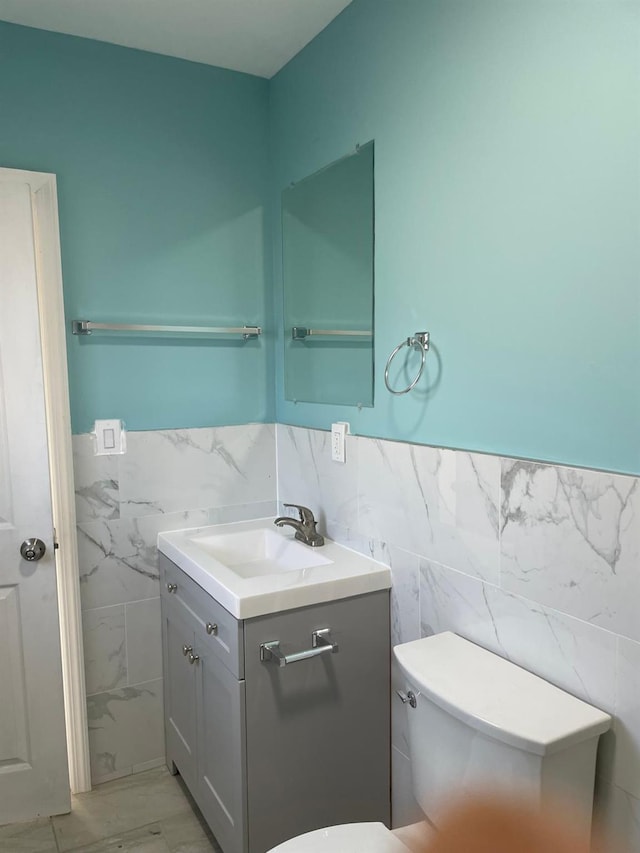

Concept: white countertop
[[157, 518, 391, 619]]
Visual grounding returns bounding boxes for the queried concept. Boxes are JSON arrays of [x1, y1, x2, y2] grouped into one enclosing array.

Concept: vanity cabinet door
[[244, 591, 391, 852], [196, 646, 248, 853], [162, 597, 198, 793]]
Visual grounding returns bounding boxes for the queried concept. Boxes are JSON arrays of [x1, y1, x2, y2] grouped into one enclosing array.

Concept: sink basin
[[158, 518, 391, 618], [187, 528, 332, 578]]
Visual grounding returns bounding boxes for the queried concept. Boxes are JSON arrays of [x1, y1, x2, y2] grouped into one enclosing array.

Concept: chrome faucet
[[274, 504, 325, 547]]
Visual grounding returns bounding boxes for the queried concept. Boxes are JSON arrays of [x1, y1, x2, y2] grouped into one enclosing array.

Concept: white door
[[0, 180, 70, 823]]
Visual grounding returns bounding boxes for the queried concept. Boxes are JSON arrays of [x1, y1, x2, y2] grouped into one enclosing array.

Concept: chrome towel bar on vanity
[[260, 628, 339, 667]]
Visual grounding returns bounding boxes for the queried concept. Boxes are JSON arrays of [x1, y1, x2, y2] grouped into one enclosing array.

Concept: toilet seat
[[266, 822, 412, 853]]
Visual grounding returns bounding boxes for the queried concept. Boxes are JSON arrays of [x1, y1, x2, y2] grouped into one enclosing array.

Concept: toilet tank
[[394, 633, 611, 846]]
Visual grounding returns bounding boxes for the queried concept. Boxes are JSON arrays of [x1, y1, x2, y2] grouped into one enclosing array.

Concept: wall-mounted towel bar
[[291, 326, 372, 340], [72, 320, 262, 340]]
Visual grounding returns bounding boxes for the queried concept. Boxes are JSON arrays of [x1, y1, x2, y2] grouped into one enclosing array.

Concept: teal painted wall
[[0, 21, 272, 434], [270, 0, 640, 474]]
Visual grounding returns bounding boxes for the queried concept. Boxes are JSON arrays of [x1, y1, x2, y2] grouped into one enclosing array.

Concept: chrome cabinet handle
[[167, 583, 177, 593], [188, 652, 200, 665], [182, 644, 193, 656], [206, 622, 218, 636], [260, 628, 339, 668]]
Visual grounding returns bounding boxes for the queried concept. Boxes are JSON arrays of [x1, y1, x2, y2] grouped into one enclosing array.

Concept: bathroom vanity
[[158, 519, 391, 853]]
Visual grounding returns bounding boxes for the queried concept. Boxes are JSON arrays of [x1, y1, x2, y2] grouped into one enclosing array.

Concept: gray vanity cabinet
[[159, 552, 390, 853], [161, 598, 199, 793], [161, 555, 247, 853], [196, 645, 247, 853]]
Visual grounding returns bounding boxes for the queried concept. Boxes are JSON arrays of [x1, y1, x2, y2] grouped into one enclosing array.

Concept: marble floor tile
[[52, 768, 191, 852], [0, 817, 57, 852], [67, 823, 170, 853], [160, 807, 220, 853]]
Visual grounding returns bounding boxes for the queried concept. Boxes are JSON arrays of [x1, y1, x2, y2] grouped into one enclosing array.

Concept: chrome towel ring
[[384, 331, 430, 395]]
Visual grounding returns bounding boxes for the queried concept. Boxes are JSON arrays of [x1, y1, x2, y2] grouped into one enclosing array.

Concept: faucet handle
[[283, 503, 316, 526]]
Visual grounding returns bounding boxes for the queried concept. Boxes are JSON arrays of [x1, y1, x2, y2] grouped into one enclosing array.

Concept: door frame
[[0, 167, 91, 794]]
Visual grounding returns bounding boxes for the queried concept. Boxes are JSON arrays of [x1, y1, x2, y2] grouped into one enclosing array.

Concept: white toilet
[[267, 631, 611, 853]]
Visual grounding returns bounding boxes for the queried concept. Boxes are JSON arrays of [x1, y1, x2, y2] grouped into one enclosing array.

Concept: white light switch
[[93, 419, 126, 455]]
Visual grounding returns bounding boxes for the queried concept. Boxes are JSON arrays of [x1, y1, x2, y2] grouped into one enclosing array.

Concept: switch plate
[[93, 419, 126, 455], [331, 422, 349, 463]]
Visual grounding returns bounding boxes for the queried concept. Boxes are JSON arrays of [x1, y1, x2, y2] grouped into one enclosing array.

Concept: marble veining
[[87, 679, 164, 784], [419, 559, 617, 714], [358, 437, 500, 583], [72, 434, 120, 522], [118, 424, 276, 518], [74, 423, 278, 784], [501, 460, 640, 641], [83, 606, 127, 696], [276, 425, 359, 537]]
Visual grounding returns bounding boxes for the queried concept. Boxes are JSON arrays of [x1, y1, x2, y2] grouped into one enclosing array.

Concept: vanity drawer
[[160, 553, 244, 679]]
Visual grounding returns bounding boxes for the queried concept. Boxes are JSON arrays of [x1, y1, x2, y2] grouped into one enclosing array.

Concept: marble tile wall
[[276, 424, 640, 850], [73, 424, 277, 784]]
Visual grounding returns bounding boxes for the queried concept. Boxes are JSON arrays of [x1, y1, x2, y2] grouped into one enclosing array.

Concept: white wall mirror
[[282, 142, 374, 406]]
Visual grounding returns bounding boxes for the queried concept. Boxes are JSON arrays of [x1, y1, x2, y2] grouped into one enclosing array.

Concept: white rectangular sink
[[158, 518, 391, 618], [188, 527, 333, 577]]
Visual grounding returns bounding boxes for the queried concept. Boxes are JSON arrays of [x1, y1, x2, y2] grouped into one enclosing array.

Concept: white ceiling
[[0, 0, 352, 78]]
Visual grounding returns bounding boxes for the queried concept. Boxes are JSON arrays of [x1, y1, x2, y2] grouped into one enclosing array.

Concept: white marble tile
[[388, 545, 421, 647], [594, 778, 640, 853], [608, 637, 640, 800], [323, 521, 389, 561], [419, 561, 617, 714], [358, 439, 500, 582], [77, 510, 210, 609], [419, 559, 499, 651], [86, 679, 165, 785], [391, 657, 411, 759], [207, 500, 277, 525], [66, 824, 170, 853], [0, 816, 57, 852], [276, 424, 359, 538], [160, 809, 220, 853], [126, 599, 163, 686], [73, 434, 120, 523], [78, 519, 161, 610], [52, 768, 191, 852], [119, 424, 276, 518], [82, 606, 127, 696], [501, 460, 640, 641], [391, 747, 423, 830]]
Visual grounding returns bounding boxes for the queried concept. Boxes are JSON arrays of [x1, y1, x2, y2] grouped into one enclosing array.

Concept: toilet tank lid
[[393, 632, 611, 756]]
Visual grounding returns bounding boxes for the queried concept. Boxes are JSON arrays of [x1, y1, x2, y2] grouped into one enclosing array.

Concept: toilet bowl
[[266, 820, 432, 853], [267, 632, 611, 853]]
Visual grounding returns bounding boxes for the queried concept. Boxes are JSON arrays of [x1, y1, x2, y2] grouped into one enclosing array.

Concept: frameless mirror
[[282, 142, 374, 406]]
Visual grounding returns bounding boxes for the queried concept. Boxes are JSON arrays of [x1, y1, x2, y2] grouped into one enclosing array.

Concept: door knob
[[20, 538, 46, 562]]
